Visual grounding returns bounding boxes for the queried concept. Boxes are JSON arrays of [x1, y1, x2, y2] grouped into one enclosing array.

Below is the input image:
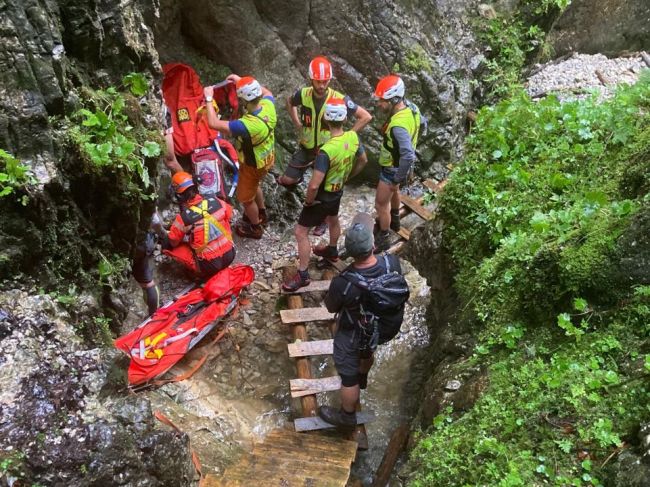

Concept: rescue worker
[[162, 171, 236, 278], [279, 56, 372, 236], [204, 75, 276, 239], [373, 74, 425, 252], [318, 213, 407, 427], [282, 98, 368, 292]]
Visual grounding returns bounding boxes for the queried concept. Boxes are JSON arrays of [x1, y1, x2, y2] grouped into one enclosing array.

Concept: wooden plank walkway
[[217, 428, 358, 486], [290, 375, 341, 397], [281, 279, 331, 294], [288, 339, 334, 357], [280, 307, 335, 324]]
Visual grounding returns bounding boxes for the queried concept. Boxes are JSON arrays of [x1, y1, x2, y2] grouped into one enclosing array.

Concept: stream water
[[121, 184, 432, 484]]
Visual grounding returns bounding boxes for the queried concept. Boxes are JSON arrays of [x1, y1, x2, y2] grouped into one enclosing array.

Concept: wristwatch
[[205, 95, 213, 102]]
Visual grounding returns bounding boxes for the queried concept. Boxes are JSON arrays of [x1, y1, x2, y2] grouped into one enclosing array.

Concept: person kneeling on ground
[[204, 75, 276, 239], [318, 213, 409, 427], [282, 97, 368, 292], [161, 171, 236, 278]]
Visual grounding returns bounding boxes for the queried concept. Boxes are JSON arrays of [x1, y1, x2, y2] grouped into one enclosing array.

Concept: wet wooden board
[[288, 339, 334, 357], [397, 228, 411, 240], [387, 241, 405, 254], [281, 279, 331, 294], [423, 178, 447, 193], [280, 307, 335, 324], [400, 193, 433, 220], [220, 429, 358, 486], [294, 411, 377, 432], [290, 375, 341, 397]]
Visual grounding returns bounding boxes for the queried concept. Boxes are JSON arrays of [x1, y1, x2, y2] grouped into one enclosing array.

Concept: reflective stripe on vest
[[299, 87, 344, 150], [236, 98, 277, 169], [188, 199, 232, 254], [320, 131, 359, 192], [378, 103, 421, 167]]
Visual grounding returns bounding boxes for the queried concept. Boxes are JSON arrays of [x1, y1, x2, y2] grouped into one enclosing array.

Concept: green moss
[[403, 43, 432, 75]]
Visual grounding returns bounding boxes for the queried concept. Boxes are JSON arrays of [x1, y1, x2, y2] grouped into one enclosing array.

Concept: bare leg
[[295, 224, 311, 271], [327, 215, 341, 247], [340, 385, 360, 413], [243, 200, 260, 225], [255, 186, 266, 211], [390, 184, 400, 211], [375, 180, 394, 232]]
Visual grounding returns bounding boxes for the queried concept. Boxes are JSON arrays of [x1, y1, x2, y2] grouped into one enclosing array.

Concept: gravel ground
[[526, 52, 648, 100]]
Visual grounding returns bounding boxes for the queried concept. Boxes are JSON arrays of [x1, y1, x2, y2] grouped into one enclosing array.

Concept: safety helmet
[[323, 97, 347, 122], [308, 56, 333, 81], [373, 74, 405, 101], [171, 171, 194, 194], [236, 76, 263, 101]]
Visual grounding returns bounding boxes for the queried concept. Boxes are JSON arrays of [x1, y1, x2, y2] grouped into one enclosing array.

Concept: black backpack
[[341, 254, 410, 352]]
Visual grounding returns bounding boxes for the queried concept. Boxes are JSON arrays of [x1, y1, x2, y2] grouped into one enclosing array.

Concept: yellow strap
[[189, 200, 233, 253]]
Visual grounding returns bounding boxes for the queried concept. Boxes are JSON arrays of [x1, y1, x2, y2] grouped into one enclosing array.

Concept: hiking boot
[[282, 269, 311, 292], [313, 244, 339, 261], [258, 208, 268, 226], [312, 221, 328, 237], [235, 220, 263, 239], [390, 209, 401, 232], [319, 406, 357, 428], [374, 230, 391, 253]]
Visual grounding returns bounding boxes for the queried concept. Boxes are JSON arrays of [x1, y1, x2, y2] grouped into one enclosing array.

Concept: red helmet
[[171, 171, 194, 194], [309, 56, 333, 81], [236, 76, 262, 101], [323, 98, 347, 122], [373, 74, 405, 100]]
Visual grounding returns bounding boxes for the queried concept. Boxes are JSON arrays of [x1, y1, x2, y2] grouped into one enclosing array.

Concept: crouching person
[[162, 171, 236, 279], [319, 213, 409, 427]]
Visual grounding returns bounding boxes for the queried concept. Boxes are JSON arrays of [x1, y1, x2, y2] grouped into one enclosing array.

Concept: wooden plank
[[372, 423, 410, 487], [280, 307, 334, 324], [288, 339, 333, 357], [281, 279, 331, 294], [387, 241, 404, 255], [253, 443, 354, 468], [265, 428, 358, 455], [290, 376, 341, 397], [397, 228, 410, 240], [423, 178, 447, 193], [294, 411, 376, 432], [400, 193, 433, 220]]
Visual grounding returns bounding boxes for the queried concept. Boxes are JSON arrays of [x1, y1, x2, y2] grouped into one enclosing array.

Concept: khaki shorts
[[237, 162, 273, 203]]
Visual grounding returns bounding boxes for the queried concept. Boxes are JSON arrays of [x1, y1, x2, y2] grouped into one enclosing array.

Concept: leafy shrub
[[67, 73, 161, 194], [0, 149, 35, 205], [409, 75, 650, 484]]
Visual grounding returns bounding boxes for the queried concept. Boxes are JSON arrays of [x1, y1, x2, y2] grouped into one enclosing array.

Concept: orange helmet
[[235, 76, 262, 101], [171, 171, 194, 194], [309, 56, 333, 81], [373, 74, 405, 100]]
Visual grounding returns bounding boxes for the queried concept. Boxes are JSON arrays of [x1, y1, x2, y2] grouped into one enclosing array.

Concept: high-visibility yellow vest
[[378, 103, 420, 167], [320, 131, 360, 192], [299, 87, 345, 150], [237, 98, 277, 169]]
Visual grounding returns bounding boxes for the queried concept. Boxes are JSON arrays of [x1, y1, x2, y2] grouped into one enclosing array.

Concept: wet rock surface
[[158, 0, 484, 181], [0, 290, 194, 486]]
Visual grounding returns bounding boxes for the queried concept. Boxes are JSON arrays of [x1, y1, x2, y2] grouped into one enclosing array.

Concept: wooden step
[[288, 339, 333, 357], [400, 193, 433, 220], [294, 411, 377, 432], [423, 178, 447, 193], [281, 279, 331, 294], [397, 228, 411, 240], [263, 429, 358, 459], [280, 307, 334, 324], [253, 443, 353, 468], [290, 376, 341, 397]]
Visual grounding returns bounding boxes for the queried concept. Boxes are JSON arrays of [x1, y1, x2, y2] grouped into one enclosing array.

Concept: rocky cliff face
[[547, 0, 650, 56], [158, 0, 484, 181]]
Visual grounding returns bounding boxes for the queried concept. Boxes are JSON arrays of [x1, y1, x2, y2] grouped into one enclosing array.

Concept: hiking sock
[[390, 209, 401, 231], [358, 373, 368, 390]]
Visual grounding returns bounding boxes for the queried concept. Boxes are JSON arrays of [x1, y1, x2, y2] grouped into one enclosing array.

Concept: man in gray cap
[[319, 213, 407, 427]]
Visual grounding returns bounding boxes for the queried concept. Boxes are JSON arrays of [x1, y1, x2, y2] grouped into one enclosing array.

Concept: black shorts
[[297, 197, 341, 228], [198, 247, 236, 278], [333, 325, 362, 382], [282, 146, 317, 180]]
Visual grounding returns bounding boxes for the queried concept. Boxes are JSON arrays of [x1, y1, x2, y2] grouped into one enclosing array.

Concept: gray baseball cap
[[345, 213, 375, 257]]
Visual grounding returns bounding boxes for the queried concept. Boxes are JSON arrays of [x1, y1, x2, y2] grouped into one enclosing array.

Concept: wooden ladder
[[281, 267, 374, 449]]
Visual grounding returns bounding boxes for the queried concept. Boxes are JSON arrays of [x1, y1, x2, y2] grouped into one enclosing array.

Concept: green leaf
[[123, 72, 148, 97], [141, 141, 161, 158], [573, 298, 587, 312]]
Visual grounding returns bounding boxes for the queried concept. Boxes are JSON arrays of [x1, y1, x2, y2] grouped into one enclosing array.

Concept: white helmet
[[236, 76, 262, 101], [373, 74, 405, 100], [323, 97, 347, 122]]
